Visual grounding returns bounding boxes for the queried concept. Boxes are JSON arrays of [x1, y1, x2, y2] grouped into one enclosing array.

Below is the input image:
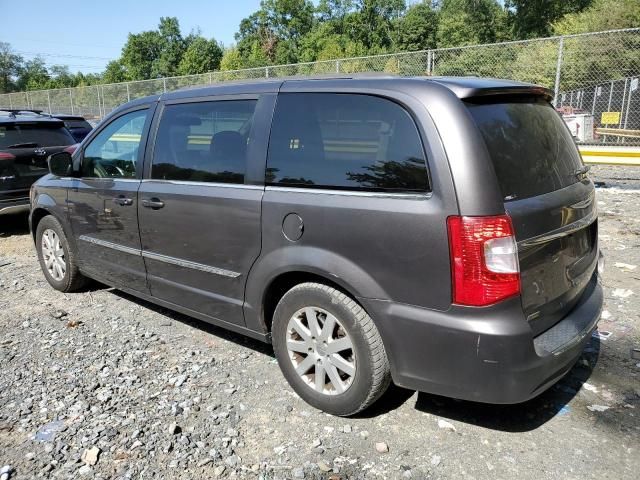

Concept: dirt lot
[[0, 166, 639, 480]]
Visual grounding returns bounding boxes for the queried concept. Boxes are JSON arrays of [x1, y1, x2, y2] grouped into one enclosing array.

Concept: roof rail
[[175, 72, 399, 92], [0, 108, 46, 116]]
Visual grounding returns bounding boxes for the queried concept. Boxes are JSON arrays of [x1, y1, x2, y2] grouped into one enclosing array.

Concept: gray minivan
[[30, 76, 602, 416]]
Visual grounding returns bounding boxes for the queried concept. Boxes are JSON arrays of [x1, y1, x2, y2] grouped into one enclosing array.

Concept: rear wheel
[[272, 282, 391, 416], [36, 215, 87, 292]]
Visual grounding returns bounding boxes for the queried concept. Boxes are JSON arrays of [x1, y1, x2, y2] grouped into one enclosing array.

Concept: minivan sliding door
[[138, 95, 273, 327]]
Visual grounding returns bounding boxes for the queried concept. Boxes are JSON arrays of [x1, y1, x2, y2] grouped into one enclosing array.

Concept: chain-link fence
[[1, 28, 639, 146]]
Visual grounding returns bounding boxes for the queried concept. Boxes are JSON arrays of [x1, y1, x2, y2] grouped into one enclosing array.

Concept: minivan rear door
[[466, 97, 598, 335]]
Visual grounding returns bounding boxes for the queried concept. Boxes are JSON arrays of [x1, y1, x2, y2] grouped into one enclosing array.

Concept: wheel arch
[[30, 205, 78, 253], [244, 246, 389, 336]]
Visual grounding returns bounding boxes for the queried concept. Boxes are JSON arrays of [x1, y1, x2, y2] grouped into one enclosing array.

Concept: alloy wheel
[[285, 306, 356, 395]]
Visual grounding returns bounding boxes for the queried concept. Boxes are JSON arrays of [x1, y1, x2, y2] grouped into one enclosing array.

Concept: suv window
[[0, 123, 74, 149], [466, 98, 583, 201], [82, 109, 148, 178], [266, 93, 429, 192], [152, 100, 257, 184]]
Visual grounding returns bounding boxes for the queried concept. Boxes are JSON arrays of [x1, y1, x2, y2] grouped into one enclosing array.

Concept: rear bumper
[[0, 197, 30, 215], [360, 273, 602, 404]]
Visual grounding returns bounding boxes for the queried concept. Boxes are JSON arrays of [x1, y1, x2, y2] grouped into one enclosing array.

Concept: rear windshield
[[466, 98, 583, 201], [0, 124, 75, 148]]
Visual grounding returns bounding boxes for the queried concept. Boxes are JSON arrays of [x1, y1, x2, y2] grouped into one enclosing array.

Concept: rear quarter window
[[466, 98, 583, 200], [266, 93, 429, 192]]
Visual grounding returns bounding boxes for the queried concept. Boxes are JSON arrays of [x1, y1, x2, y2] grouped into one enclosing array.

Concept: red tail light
[[0, 152, 16, 160], [447, 215, 520, 306]]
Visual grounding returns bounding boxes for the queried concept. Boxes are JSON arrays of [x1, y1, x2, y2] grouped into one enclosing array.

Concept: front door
[[138, 97, 269, 326], [68, 107, 153, 293]]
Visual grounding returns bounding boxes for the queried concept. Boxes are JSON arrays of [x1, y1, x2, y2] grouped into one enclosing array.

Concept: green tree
[[436, 0, 507, 47], [0, 42, 23, 93], [395, 1, 438, 51], [344, 0, 406, 51], [16, 57, 49, 90], [178, 37, 223, 75], [220, 48, 244, 71], [235, 0, 315, 65], [103, 60, 128, 83], [121, 30, 163, 80], [553, 0, 640, 34], [47, 65, 76, 88], [506, 0, 593, 39], [155, 17, 188, 77]]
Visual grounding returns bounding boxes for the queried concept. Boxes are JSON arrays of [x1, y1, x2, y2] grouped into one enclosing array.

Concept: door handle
[[113, 196, 133, 206], [142, 198, 165, 209]]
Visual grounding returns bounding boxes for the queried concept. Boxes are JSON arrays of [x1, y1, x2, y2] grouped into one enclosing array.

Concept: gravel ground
[[0, 166, 639, 480]]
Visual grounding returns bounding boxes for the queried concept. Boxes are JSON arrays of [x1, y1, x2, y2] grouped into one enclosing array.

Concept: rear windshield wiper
[[6, 142, 39, 148], [574, 165, 591, 177]]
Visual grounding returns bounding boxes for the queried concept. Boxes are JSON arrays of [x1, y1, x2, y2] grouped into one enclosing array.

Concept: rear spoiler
[[431, 79, 554, 103]]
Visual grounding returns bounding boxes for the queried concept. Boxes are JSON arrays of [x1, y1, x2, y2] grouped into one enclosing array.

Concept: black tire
[[36, 215, 87, 292], [272, 282, 391, 416]]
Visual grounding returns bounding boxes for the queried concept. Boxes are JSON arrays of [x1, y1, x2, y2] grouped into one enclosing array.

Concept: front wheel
[[36, 215, 87, 292], [272, 282, 391, 416]]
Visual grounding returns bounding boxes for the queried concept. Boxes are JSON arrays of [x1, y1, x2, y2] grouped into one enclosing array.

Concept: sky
[[0, 0, 263, 74]]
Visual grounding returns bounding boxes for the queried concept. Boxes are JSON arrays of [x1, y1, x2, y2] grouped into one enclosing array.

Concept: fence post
[[209, 72, 213, 84], [591, 85, 598, 114], [427, 50, 433, 75], [163, 78, 167, 93], [25, 91, 30, 110], [96, 86, 101, 118], [619, 78, 628, 128], [265, 67, 269, 78], [336, 60, 340, 73], [47, 91, 52, 114], [126, 83, 131, 102], [553, 36, 564, 107], [623, 77, 635, 129], [69, 88, 74, 115]]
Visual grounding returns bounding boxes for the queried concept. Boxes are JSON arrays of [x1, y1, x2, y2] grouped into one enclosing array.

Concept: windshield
[[0, 124, 75, 148], [466, 98, 584, 201]]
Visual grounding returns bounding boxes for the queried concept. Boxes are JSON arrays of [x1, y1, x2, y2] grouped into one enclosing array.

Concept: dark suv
[[1, 110, 76, 215], [30, 76, 602, 416], [50, 114, 93, 143]]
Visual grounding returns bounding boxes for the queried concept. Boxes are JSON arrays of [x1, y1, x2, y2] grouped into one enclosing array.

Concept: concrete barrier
[[579, 146, 640, 166]]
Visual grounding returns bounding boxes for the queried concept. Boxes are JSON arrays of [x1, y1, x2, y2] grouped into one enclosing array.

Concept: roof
[[0, 111, 65, 125], [107, 75, 552, 119]]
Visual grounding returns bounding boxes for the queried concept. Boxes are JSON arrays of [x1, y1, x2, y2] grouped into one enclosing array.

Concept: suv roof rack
[[0, 108, 48, 118]]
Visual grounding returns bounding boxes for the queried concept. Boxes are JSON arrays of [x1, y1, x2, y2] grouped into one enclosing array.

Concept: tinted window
[[82, 109, 148, 178], [152, 100, 257, 184], [266, 93, 428, 192], [466, 98, 583, 201], [0, 124, 75, 149]]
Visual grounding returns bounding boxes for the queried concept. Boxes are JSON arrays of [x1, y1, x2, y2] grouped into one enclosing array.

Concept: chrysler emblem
[[34, 148, 47, 156]]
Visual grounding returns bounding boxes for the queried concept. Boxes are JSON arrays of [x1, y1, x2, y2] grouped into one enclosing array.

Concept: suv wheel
[[272, 282, 391, 416], [36, 215, 87, 292]]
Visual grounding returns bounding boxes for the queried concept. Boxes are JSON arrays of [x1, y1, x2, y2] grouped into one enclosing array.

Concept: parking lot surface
[[0, 166, 638, 479]]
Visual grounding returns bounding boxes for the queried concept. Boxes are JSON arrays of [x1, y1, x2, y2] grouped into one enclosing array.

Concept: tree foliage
[[4, 0, 640, 95]]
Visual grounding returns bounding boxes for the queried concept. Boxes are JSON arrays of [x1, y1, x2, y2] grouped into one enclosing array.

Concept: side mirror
[[48, 152, 73, 177]]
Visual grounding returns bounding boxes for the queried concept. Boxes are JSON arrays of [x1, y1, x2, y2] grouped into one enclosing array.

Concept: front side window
[[82, 109, 149, 178], [266, 93, 429, 192], [151, 100, 257, 184]]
